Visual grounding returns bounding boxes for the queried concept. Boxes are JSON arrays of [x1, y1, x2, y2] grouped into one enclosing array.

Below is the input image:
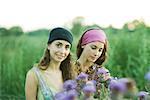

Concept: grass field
[[0, 27, 150, 99]]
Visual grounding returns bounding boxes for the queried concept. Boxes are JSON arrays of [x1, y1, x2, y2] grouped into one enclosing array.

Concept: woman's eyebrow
[[91, 45, 97, 47], [56, 42, 70, 47], [91, 44, 103, 49], [56, 42, 62, 44]]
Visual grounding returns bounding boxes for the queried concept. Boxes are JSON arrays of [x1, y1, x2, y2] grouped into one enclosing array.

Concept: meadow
[[0, 20, 150, 99]]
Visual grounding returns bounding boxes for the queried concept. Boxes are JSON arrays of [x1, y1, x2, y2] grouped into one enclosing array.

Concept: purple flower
[[109, 80, 126, 93], [118, 78, 130, 83], [82, 81, 96, 93], [63, 80, 77, 91], [91, 80, 97, 85], [55, 90, 78, 100], [118, 78, 137, 93], [55, 92, 66, 100], [145, 72, 150, 81], [97, 67, 109, 75], [76, 72, 88, 80], [64, 89, 78, 100], [137, 91, 149, 97]]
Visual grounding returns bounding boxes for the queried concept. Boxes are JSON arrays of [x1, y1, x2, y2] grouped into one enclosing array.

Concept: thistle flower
[[82, 81, 96, 100], [91, 80, 97, 85], [97, 67, 109, 75], [76, 72, 89, 80], [83, 84, 96, 93], [55, 92, 66, 100], [96, 67, 110, 82], [86, 81, 96, 86], [109, 80, 126, 100], [118, 78, 138, 98], [137, 91, 149, 100], [118, 78, 137, 91], [65, 89, 78, 100], [109, 79, 126, 93], [63, 80, 77, 91]]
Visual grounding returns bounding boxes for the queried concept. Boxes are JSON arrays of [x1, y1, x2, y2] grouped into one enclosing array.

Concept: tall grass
[[0, 30, 150, 98], [106, 31, 150, 90], [0, 35, 47, 98]]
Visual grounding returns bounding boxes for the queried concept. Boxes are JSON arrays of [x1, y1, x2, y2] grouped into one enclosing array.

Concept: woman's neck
[[77, 54, 93, 70], [47, 60, 61, 71]]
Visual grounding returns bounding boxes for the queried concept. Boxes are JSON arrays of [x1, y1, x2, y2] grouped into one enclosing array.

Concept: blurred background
[[0, 0, 150, 99]]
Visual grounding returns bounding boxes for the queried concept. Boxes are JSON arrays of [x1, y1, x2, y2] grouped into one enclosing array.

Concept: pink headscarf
[[81, 29, 107, 46]]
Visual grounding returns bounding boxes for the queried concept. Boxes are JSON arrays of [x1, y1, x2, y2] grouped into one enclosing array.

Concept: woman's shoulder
[[26, 69, 36, 79], [26, 65, 39, 83]]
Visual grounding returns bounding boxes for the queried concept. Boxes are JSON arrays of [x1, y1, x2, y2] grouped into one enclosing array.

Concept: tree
[[70, 17, 85, 37], [9, 26, 24, 36], [0, 27, 10, 36]]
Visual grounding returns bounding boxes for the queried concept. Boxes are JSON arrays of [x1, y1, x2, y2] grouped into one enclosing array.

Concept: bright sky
[[0, 0, 150, 32]]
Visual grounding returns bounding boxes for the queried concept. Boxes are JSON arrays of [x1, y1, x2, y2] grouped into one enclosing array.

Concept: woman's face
[[48, 40, 71, 62], [82, 41, 104, 62]]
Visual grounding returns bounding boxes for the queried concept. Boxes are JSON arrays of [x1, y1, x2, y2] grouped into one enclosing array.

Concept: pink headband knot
[[81, 29, 107, 46]]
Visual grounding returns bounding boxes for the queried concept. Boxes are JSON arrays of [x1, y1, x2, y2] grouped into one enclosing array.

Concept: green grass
[[0, 35, 47, 97], [0, 31, 150, 98]]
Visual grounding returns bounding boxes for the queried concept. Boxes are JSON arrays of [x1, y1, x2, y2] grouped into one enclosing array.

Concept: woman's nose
[[59, 47, 66, 53], [94, 51, 99, 56]]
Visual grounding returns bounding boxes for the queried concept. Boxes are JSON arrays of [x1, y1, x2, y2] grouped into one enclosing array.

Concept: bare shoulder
[[25, 67, 39, 99], [26, 68, 38, 85]]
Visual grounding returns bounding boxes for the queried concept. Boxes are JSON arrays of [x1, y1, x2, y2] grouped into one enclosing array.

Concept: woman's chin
[[54, 58, 64, 62], [88, 59, 97, 63]]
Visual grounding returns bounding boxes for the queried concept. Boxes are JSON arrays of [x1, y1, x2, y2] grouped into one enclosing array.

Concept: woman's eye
[[65, 46, 69, 49], [91, 46, 96, 50], [99, 48, 103, 52], [65, 45, 70, 50], [56, 43, 61, 47]]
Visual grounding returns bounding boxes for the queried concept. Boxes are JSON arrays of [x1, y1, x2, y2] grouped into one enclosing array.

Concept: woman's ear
[[47, 44, 51, 50]]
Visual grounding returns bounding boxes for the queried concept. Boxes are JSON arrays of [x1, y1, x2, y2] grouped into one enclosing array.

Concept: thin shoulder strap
[[33, 67, 55, 100]]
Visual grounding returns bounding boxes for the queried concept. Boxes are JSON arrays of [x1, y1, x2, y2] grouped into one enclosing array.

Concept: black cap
[[48, 27, 73, 45]]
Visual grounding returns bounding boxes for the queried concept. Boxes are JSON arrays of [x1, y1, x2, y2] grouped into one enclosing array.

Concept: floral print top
[[74, 61, 110, 80]]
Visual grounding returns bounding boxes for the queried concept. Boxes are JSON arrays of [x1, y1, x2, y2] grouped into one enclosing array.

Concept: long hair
[[76, 29, 107, 65], [38, 47, 73, 82]]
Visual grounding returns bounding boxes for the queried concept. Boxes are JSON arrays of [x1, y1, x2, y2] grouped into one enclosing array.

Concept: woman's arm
[[25, 70, 38, 100]]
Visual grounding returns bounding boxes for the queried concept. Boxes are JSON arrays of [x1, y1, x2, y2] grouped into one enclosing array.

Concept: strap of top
[[33, 67, 55, 100]]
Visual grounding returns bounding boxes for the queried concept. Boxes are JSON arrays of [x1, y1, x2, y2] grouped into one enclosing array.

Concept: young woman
[[25, 27, 73, 100], [74, 28, 110, 79], [73, 28, 111, 98]]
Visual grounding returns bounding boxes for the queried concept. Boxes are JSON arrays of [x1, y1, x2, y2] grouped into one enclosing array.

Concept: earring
[[81, 45, 85, 48]]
